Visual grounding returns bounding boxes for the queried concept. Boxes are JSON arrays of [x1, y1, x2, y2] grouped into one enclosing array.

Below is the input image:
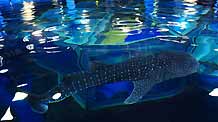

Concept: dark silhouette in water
[[25, 51, 199, 114]]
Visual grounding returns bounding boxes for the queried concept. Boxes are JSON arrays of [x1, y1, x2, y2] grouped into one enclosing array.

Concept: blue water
[[0, 0, 218, 121]]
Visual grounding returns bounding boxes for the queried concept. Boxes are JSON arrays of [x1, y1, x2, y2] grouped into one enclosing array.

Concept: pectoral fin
[[124, 80, 153, 104]]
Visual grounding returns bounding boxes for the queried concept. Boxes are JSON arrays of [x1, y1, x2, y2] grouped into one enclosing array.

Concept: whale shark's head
[[158, 51, 199, 78]]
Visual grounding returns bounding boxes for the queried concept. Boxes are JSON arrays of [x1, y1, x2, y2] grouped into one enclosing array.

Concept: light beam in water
[[12, 92, 28, 101], [52, 93, 62, 100], [17, 83, 28, 88], [22, 1, 36, 22], [1, 107, 13, 121], [209, 88, 218, 96], [0, 69, 8, 74]]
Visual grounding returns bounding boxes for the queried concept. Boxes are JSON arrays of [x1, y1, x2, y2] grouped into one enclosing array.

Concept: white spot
[[1, 107, 13, 121], [209, 88, 218, 96], [0, 69, 8, 74], [52, 93, 62, 100], [214, 49, 218, 52], [12, 92, 28, 101], [17, 83, 28, 88]]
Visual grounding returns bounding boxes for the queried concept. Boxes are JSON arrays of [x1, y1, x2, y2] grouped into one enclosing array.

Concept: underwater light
[[209, 88, 218, 96], [22, 1, 35, 21], [32, 30, 42, 37], [184, 0, 197, 3], [1, 107, 13, 121], [82, 10, 88, 13], [0, 69, 8, 74], [214, 49, 218, 52], [0, 44, 3, 48], [12, 92, 28, 101], [17, 83, 28, 88], [80, 19, 90, 24], [179, 21, 188, 29], [52, 93, 62, 100]]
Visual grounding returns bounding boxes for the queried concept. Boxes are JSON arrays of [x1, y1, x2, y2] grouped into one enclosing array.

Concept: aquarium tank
[[0, 0, 218, 122]]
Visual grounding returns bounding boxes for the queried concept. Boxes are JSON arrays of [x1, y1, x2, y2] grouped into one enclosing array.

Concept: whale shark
[[24, 51, 199, 113]]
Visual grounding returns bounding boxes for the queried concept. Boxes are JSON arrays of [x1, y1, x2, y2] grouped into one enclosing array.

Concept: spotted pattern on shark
[[59, 51, 199, 104]]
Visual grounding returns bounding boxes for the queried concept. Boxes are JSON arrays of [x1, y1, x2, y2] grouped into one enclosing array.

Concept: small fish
[[26, 51, 199, 113]]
